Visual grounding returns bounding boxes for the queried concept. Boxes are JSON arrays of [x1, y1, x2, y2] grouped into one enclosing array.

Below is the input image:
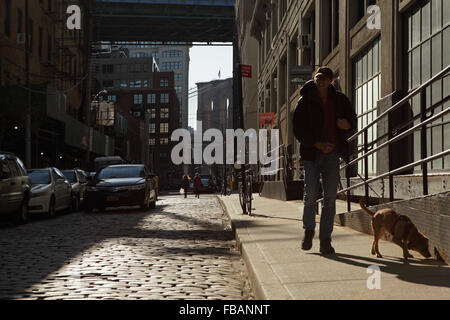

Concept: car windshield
[[28, 170, 51, 185], [62, 171, 76, 183], [97, 166, 144, 179], [201, 179, 209, 184]]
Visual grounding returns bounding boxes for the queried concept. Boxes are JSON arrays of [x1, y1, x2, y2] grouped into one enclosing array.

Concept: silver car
[[62, 169, 88, 211], [27, 168, 72, 217]]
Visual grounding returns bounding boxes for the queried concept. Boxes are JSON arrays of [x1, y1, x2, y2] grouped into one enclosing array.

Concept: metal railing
[[258, 143, 289, 195], [333, 64, 450, 212]]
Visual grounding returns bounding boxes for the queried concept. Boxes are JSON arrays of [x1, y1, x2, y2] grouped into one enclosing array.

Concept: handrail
[[338, 149, 450, 195], [348, 64, 450, 143], [314, 64, 450, 209], [341, 103, 450, 170]]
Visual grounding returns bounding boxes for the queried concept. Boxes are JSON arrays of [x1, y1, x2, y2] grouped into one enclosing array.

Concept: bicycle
[[237, 166, 253, 215]]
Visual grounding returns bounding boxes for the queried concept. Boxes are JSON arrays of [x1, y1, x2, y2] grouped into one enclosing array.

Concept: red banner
[[241, 64, 252, 78], [259, 112, 275, 125]]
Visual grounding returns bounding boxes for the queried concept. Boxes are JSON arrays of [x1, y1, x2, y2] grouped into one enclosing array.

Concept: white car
[[62, 169, 88, 211], [27, 168, 72, 217]]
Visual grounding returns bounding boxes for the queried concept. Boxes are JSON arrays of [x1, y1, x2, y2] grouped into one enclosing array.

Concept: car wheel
[[71, 194, 80, 212], [140, 196, 150, 211], [14, 198, 29, 225], [48, 197, 56, 218]]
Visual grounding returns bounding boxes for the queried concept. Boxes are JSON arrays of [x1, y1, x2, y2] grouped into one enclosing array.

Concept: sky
[[188, 44, 233, 130]]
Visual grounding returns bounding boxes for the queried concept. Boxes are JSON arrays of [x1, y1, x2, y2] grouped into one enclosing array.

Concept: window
[[160, 138, 169, 145], [38, 27, 43, 58], [5, 0, 11, 37], [175, 86, 182, 94], [120, 80, 128, 88], [47, 34, 52, 63], [149, 138, 156, 146], [149, 124, 156, 134], [135, 79, 142, 88], [162, 62, 182, 70], [175, 74, 183, 81], [1, 160, 12, 179], [29, 19, 34, 54], [147, 93, 156, 104], [162, 50, 183, 58], [351, 0, 378, 27], [353, 37, 381, 176], [102, 64, 114, 74], [160, 123, 169, 133], [103, 80, 114, 88], [149, 108, 156, 119], [160, 78, 169, 87], [405, 0, 450, 171], [160, 93, 169, 104], [134, 94, 143, 105], [17, 8, 23, 34], [107, 95, 117, 102], [161, 108, 169, 119]]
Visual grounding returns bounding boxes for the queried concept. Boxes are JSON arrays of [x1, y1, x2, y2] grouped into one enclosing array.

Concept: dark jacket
[[292, 80, 357, 162]]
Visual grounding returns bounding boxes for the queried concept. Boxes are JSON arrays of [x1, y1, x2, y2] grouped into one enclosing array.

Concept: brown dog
[[359, 198, 431, 260]]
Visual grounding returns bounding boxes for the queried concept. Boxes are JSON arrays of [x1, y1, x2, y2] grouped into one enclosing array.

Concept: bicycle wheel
[[238, 183, 246, 211], [246, 179, 252, 214]]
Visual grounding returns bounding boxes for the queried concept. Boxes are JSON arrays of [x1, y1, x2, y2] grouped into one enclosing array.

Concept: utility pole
[[84, 0, 93, 170], [25, 0, 32, 167], [233, 21, 245, 213]]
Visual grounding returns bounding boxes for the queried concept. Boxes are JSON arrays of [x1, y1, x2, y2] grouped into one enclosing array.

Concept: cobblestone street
[[0, 194, 253, 300]]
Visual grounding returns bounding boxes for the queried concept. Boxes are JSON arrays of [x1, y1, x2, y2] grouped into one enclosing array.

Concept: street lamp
[[85, 89, 108, 167]]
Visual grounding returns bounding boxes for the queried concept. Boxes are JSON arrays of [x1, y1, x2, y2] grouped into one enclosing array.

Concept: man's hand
[[314, 142, 335, 154], [337, 118, 351, 131]]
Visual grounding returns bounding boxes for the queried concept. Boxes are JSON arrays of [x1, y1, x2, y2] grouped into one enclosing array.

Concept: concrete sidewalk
[[218, 194, 450, 300]]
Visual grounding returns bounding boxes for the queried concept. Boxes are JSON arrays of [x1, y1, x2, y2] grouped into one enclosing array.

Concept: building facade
[[116, 41, 191, 130], [0, 0, 112, 170], [238, 0, 449, 200], [101, 72, 182, 187]]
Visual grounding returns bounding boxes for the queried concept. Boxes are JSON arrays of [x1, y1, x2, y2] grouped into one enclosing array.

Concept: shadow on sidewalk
[[249, 213, 301, 222], [317, 252, 450, 288]]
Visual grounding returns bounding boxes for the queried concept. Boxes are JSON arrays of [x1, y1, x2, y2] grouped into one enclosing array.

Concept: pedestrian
[[181, 174, 190, 198], [193, 173, 202, 198], [292, 67, 357, 254]]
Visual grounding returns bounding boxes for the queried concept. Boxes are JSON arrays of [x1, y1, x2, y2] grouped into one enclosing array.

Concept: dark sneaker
[[301, 230, 315, 251], [320, 238, 336, 255]]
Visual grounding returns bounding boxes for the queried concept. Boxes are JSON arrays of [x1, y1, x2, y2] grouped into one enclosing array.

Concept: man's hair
[[314, 67, 334, 80]]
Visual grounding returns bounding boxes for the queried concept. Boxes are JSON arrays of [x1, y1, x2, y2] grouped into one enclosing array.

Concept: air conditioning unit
[[17, 33, 26, 45], [298, 34, 313, 49]]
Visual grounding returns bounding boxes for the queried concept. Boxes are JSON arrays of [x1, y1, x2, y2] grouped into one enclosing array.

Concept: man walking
[[292, 67, 357, 254]]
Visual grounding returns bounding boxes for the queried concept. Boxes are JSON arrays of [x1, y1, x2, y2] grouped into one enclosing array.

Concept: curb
[[216, 195, 292, 300]]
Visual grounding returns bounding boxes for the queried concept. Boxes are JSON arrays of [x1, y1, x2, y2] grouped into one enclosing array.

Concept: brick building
[[101, 72, 182, 187]]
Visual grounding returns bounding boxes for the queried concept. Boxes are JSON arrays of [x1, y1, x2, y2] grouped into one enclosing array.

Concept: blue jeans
[[302, 151, 340, 240]]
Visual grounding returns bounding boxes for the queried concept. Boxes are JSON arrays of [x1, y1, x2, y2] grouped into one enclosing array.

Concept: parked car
[[87, 172, 96, 181], [27, 168, 72, 217], [189, 177, 215, 194], [84, 164, 156, 212], [0, 152, 31, 224], [62, 169, 88, 211]]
